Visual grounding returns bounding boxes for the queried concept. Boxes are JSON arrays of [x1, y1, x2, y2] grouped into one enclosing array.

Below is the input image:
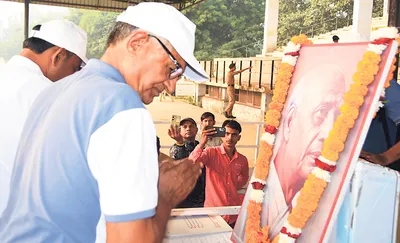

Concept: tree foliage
[[0, 0, 387, 62], [67, 9, 118, 58]]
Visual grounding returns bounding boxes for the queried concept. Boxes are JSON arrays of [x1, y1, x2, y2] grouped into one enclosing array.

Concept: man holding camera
[[190, 120, 249, 227], [168, 118, 205, 208]]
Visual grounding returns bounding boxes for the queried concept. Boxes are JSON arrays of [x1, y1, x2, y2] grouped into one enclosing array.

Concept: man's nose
[[164, 79, 178, 94]]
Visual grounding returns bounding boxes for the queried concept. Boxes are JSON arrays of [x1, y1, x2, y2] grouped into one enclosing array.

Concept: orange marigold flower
[[265, 115, 280, 128], [321, 148, 339, 161], [275, 75, 291, 85], [255, 142, 272, 180], [353, 71, 375, 86], [278, 63, 295, 74], [348, 82, 368, 96], [363, 51, 381, 64], [267, 109, 282, 121], [272, 91, 287, 104], [275, 81, 290, 93], [288, 174, 327, 228], [246, 201, 264, 243], [340, 104, 360, 121], [332, 123, 350, 142], [335, 114, 356, 130], [323, 136, 345, 153], [344, 93, 364, 108], [357, 61, 380, 75], [290, 34, 312, 45], [268, 101, 284, 112]]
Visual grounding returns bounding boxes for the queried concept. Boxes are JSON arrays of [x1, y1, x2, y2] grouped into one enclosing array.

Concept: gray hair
[[106, 22, 139, 47]]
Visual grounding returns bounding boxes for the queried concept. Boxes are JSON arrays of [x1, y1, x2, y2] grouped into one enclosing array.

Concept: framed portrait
[[232, 40, 398, 243]]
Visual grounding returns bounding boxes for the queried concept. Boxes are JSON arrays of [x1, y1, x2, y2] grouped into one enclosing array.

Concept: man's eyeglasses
[[148, 34, 183, 79]]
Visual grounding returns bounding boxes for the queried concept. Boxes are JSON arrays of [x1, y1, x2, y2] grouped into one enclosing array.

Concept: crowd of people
[[0, 1, 399, 242], [158, 111, 250, 228], [0, 3, 251, 241]]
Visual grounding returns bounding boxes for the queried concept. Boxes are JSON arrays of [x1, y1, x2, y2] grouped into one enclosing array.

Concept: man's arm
[[189, 127, 217, 164], [87, 109, 201, 243], [232, 66, 252, 75], [169, 144, 190, 160], [235, 158, 249, 190], [168, 125, 189, 160], [360, 141, 400, 166]]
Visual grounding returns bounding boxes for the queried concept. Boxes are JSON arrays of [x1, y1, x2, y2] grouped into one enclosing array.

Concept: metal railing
[[154, 120, 264, 162], [200, 59, 280, 91]]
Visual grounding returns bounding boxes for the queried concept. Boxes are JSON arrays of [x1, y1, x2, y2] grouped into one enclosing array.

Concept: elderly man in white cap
[[0, 3, 208, 243], [0, 19, 87, 216]]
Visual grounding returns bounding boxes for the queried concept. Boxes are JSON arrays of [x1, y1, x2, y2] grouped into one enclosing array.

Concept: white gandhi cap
[[116, 2, 209, 83], [31, 19, 88, 64]]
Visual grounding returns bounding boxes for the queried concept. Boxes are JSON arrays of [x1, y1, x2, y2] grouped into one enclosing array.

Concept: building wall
[[175, 79, 196, 96]]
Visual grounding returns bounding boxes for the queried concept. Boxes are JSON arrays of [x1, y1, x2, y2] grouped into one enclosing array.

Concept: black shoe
[[229, 115, 236, 119], [224, 112, 229, 118]]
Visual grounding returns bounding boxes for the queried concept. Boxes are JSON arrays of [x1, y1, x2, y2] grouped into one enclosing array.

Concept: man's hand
[[158, 159, 203, 208], [199, 127, 216, 147], [168, 124, 183, 144], [360, 150, 390, 166]]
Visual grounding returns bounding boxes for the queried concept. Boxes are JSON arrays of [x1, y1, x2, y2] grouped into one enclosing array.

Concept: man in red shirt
[[190, 120, 249, 227]]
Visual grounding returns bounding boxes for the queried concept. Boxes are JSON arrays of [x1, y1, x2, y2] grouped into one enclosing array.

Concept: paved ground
[[146, 98, 263, 167]]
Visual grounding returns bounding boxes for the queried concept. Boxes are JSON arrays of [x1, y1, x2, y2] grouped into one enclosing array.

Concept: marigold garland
[[245, 28, 398, 243]]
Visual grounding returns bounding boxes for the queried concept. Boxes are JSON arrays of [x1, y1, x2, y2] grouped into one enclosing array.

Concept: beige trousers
[[225, 86, 235, 115]]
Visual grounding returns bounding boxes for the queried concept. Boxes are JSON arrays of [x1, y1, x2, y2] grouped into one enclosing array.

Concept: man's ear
[[283, 106, 296, 143], [126, 30, 150, 55], [238, 134, 241, 142], [51, 47, 67, 67]]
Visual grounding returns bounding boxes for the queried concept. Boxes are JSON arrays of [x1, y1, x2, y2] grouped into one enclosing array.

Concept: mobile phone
[[171, 115, 181, 126], [205, 126, 226, 137]]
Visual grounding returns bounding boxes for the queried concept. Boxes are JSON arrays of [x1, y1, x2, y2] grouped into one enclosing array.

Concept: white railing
[[154, 121, 264, 162]]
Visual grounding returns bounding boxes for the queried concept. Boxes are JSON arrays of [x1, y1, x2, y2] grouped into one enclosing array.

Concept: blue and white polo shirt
[[0, 59, 159, 243]]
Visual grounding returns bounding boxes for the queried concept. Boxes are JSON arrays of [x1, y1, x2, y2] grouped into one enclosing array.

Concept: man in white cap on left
[[0, 3, 208, 243], [0, 19, 88, 216]]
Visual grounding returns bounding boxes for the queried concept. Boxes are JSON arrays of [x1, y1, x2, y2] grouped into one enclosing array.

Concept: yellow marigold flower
[[340, 104, 360, 121], [353, 71, 375, 86], [324, 136, 345, 153], [272, 91, 287, 104], [348, 82, 368, 96], [275, 81, 290, 93], [335, 114, 356, 130], [288, 174, 326, 228], [363, 51, 381, 64], [344, 93, 364, 108], [278, 63, 295, 74], [357, 61, 380, 75], [268, 101, 284, 112], [321, 149, 339, 161], [265, 116, 280, 128], [267, 109, 282, 121]]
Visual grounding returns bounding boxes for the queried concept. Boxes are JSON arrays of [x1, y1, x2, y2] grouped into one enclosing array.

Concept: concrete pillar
[[194, 83, 206, 105], [24, 0, 29, 40], [384, 0, 389, 18], [262, 0, 279, 55], [352, 0, 373, 40]]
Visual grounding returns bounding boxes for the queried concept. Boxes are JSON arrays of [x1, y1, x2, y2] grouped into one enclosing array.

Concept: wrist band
[[176, 142, 184, 146]]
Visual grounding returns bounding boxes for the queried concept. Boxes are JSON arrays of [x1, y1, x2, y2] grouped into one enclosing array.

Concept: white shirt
[[0, 55, 52, 215]]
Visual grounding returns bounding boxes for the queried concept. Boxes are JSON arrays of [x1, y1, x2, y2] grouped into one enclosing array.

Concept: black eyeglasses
[[148, 34, 184, 79]]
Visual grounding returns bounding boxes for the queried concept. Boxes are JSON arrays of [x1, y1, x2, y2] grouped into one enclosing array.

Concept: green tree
[[184, 0, 265, 60], [66, 9, 118, 59]]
